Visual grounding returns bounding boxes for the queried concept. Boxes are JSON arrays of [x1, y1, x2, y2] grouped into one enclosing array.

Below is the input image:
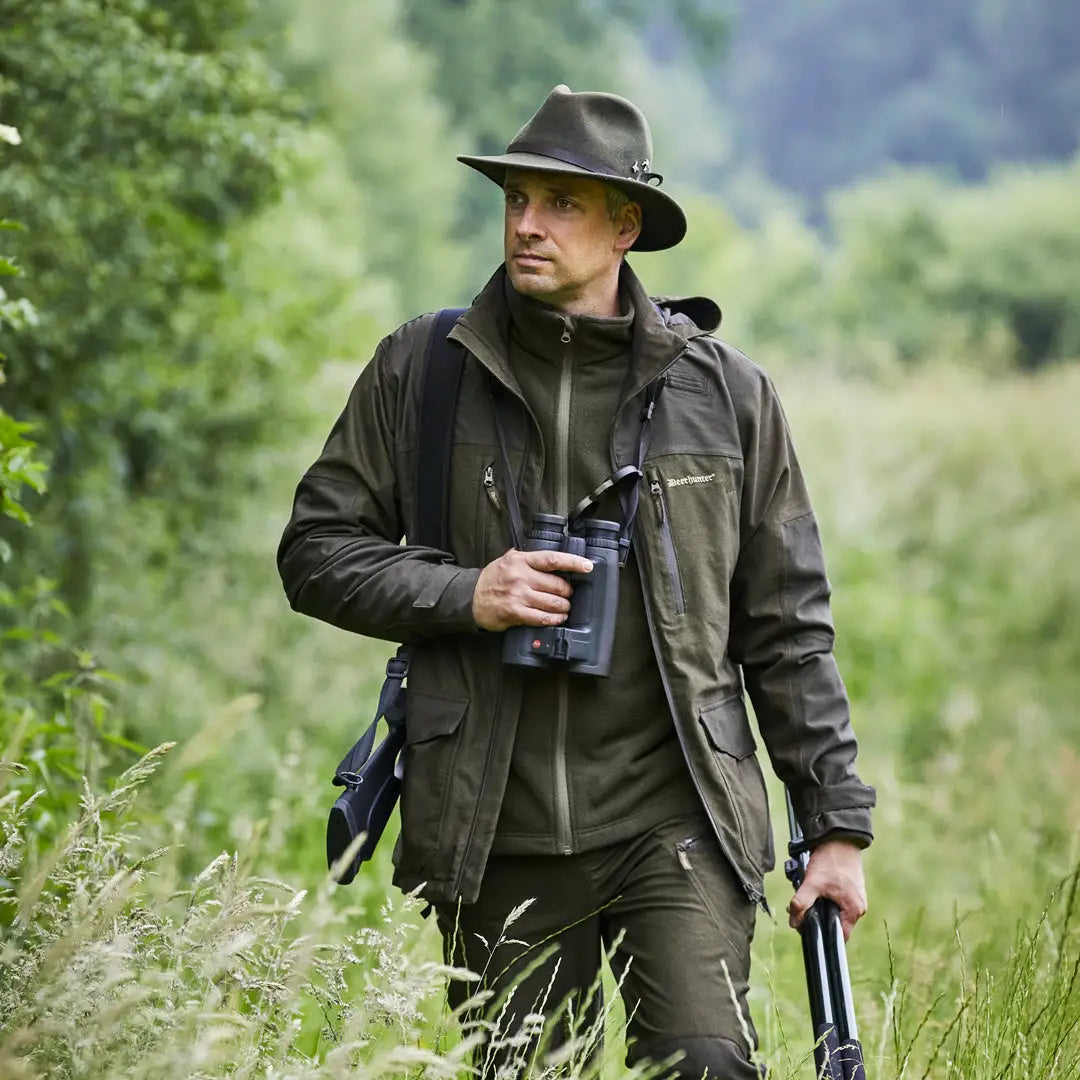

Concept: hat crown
[[507, 85, 655, 183]]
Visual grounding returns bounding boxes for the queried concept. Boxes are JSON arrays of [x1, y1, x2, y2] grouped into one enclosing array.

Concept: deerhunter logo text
[[666, 473, 716, 488]]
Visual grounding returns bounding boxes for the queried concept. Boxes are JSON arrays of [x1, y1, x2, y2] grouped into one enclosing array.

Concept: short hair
[[604, 184, 634, 223]]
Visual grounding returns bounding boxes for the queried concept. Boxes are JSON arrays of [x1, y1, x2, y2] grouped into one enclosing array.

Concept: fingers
[[522, 548, 594, 576], [788, 884, 867, 939], [524, 587, 571, 616], [788, 882, 818, 931], [472, 548, 583, 631], [837, 894, 867, 941], [529, 572, 574, 600]]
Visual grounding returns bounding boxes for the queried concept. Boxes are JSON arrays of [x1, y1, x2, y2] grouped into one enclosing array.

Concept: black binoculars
[[502, 513, 621, 677]]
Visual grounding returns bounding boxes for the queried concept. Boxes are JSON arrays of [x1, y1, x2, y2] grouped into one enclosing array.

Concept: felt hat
[[458, 84, 686, 252]]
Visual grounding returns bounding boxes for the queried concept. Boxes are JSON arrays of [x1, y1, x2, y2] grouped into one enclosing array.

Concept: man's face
[[502, 168, 640, 311]]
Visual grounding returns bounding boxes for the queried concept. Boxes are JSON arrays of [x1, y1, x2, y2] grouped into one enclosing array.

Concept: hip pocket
[[400, 690, 469, 861]]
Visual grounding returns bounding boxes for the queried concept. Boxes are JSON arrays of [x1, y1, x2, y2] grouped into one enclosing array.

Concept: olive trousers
[[435, 813, 764, 1079]]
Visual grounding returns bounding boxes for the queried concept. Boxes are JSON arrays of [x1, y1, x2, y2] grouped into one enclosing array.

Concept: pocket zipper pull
[[483, 465, 502, 510], [677, 844, 692, 871], [650, 479, 666, 523]]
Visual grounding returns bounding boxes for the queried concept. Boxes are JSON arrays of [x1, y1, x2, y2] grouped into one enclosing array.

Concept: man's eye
[[505, 192, 525, 207], [555, 197, 574, 210]]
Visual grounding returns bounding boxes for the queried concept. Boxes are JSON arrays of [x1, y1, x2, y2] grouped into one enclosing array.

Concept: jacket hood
[[654, 295, 722, 335]]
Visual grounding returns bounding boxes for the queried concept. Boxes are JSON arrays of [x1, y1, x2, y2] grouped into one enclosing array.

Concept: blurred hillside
[[709, 0, 1080, 209]]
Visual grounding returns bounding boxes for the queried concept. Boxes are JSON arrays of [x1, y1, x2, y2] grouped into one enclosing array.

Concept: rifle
[[784, 790, 866, 1080]]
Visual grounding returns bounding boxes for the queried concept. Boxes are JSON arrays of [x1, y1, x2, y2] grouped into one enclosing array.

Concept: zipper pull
[[560, 317, 572, 344], [483, 465, 502, 510], [650, 479, 666, 523], [676, 844, 692, 871], [742, 882, 771, 914]]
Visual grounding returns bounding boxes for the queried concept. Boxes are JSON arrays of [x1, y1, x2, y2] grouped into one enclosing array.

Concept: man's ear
[[614, 201, 642, 253]]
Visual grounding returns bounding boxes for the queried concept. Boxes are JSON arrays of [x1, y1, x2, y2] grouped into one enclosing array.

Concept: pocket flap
[[404, 689, 468, 745], [699, 697, 756, 759]]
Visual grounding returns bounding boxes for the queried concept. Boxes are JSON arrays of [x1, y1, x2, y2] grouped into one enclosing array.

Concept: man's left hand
[[787, 840, 867, 941]]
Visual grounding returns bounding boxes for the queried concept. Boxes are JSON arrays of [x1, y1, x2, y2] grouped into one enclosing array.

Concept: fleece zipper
[[553, 314, 574, 854]]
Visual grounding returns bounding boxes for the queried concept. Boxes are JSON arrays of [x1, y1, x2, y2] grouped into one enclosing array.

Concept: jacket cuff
[[794, 782, 876, 848], [809, 822, 874, 851], [411, 564, 483, 633], [803, 807, 874, 848]]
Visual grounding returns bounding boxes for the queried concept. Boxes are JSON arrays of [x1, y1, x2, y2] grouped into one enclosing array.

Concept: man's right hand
[[472, 548, 593, 632]]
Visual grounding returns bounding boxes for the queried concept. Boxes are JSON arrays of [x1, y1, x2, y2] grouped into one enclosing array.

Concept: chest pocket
[[640, 454, 740, 624]]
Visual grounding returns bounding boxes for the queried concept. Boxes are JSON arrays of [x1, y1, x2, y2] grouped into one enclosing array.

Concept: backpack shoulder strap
[[415, 308, 466, 550]]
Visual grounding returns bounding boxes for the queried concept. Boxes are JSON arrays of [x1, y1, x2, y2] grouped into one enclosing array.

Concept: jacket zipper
[[648, 470, 686, 616], [445, 324, 543, 892], [636, 547, 767, 911], [554, 315, 574, 854]]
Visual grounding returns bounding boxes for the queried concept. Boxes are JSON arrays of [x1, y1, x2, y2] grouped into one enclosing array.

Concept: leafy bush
[[648, 155, 1080, 374]]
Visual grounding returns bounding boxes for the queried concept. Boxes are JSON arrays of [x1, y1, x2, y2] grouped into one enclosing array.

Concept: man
[[278, 85, 875, 1079]]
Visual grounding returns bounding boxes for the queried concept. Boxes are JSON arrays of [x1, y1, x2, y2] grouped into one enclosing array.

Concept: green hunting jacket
[[277, 264, 876, 906]]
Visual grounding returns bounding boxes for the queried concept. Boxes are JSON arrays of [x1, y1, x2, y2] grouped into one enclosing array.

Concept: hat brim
[[457, 151, 686, 252]]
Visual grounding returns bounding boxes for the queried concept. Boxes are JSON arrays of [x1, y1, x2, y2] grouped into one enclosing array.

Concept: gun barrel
[[785, 787, 867, 1079]]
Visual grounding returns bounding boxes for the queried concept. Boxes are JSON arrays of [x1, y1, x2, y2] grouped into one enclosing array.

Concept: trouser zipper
[[648, 470, 686, 615]]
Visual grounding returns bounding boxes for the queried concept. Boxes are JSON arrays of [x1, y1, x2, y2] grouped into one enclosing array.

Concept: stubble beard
[[507, 260, 566, 303]]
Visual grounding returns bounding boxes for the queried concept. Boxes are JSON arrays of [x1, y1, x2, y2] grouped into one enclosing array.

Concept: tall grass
[[3, 362, 1079, 1077], [3, 745, 1079, 1078]]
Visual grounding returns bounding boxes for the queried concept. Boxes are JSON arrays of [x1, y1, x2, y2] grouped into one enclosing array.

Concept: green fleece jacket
[[491, 278, 701, 854]]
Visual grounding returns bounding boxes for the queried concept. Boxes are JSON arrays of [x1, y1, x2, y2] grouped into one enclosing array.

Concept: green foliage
[[0, 0, 293, 608], [825, 159, 1080, 370], [0, 133, 43, 533], [647, 155, 1080, 372], [258, 0, 471, 315], [0, 125, 129, 858]]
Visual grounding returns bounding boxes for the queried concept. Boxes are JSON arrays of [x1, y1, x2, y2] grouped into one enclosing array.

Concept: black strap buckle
[[333, 770, 364, 789]]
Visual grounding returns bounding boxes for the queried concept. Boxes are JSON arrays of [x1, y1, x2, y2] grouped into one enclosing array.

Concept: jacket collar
[[503, 273, 634, 367], [449, 261, 714, 404]]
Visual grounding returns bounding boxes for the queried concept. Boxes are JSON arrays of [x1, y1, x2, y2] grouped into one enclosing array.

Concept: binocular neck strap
[[490, 375, 666, 560], [569, 463, 643, 526], [613, 375, 666, 563]]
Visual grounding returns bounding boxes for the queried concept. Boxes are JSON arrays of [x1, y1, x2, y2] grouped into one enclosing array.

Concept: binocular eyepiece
[[502, 513, 622, 677]]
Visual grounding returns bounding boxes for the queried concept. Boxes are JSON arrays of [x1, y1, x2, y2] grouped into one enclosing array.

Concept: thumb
[[788, 880, 820, 930]]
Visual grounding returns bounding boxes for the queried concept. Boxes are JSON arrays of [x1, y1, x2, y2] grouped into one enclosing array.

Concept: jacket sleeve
[[276, 329, 482, 644], [727, 366, 875, 848]]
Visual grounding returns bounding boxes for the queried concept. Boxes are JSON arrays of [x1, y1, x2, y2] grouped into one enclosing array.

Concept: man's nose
[[515, 205, 544, 240]]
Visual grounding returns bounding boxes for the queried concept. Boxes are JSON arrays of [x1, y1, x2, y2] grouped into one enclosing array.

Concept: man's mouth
[[513, 252, 550, 265]]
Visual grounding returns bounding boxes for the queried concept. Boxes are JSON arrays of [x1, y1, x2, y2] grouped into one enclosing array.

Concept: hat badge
[[629, 159, 663, 185]]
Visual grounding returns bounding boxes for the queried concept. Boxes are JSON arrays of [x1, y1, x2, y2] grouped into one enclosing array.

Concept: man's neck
[[547, 265, 624, 319]]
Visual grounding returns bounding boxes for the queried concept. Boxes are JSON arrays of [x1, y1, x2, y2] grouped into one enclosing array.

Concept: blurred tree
[[256, 0, 470, 315], [0, 0, 291, 610], [824, 157, 1080, 370], [401, 0, 727, 156]]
